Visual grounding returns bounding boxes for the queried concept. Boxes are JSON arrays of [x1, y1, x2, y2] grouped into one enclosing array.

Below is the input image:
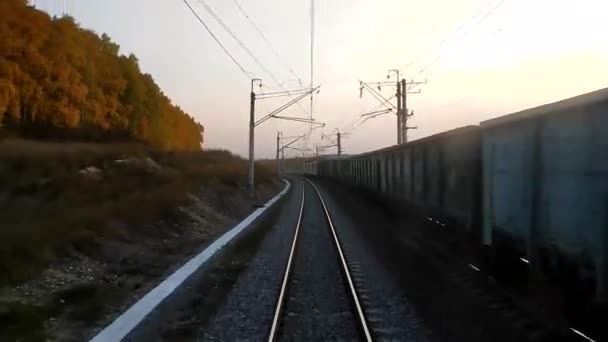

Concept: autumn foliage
[[0, 0, 204, 150]]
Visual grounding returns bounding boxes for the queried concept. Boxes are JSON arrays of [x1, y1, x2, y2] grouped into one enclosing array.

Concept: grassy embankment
[[0, 139, 277, 284], [0, 139, 280, 340]]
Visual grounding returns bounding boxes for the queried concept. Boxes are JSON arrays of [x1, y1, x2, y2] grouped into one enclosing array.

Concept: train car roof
[[343, 125, 480, 160], [481, 87, 608, 129]]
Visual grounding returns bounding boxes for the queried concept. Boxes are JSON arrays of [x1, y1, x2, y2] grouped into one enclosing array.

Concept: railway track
[[267, 179, 373, 341]]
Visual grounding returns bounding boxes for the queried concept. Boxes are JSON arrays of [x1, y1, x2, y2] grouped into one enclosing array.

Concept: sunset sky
[[36, 0, 608, 157]]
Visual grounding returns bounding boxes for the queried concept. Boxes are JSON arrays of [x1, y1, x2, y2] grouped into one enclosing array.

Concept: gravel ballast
[[195, 179, 305, 341], [143, 175, 567, 342], [275, 181, 360, 341], [313, 179, 433, 341], [313, 178, 568, 342]]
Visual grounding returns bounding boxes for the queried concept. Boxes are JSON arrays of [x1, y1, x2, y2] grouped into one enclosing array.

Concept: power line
[[410, 54, 442, 82], [350, 76, 425, 143], [421, 97, 471, 111], [231, 0, 304, 86], [196, 0, 278, 81], [310, 0, 315, 104], [182, 0, 251, 78], [301, 0, 316, 150], [408, 0, 507, 82], [401, 0, 502, 72], [415, 27, 504, 82], [343, 94, 396, 133], [338, 88, 398, 137], [342, 94, 395, 134], [196, 0, 311, 117], [309, 0, 316, 132]]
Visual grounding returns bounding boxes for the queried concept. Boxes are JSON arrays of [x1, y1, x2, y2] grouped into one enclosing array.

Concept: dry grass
[[0, 139, 278, 284]]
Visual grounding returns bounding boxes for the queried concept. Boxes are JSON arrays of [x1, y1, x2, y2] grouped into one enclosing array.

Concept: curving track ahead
[[268, 179, 372, 341]]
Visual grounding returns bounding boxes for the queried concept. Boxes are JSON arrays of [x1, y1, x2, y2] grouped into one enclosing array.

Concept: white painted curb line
[[91, 179, 291, 342]]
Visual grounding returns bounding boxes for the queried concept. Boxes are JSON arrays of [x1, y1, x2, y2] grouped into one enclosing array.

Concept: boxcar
[[481, 88, 608, 299], [316, 87, 608, 303], [318, 126, 481, 236]]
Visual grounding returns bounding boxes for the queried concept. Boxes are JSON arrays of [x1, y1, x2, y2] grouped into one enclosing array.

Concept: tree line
[[0, 0, 204, 150]]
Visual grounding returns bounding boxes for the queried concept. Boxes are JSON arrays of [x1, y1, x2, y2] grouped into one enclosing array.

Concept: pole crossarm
[[406, 80, 427, 91], [350, 73, 427, 146], [281, 135, 305, 140], [257, 87, 312, 99], [361, 108, 393, 117], [254, 86, 320, 127], [282, 135, 305, 149], [283, 146, 310, 152], [310, 122, 325, 131], [321, 132, 337, 144], [361, 81, 396, 86], [358, 80, 397, 111], [366, 84, 397, 110], [400, 78, 427, 144], [273, 115, 317, 124], [355, 115, 375, 127], [320, 129, 349, 156]]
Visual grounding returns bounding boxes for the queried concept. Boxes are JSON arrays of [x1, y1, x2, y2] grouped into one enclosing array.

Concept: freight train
[[305, 88, 608, 308]]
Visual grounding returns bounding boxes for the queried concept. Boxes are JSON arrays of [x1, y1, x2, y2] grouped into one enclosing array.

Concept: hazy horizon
[[35, 0, 608, 158]]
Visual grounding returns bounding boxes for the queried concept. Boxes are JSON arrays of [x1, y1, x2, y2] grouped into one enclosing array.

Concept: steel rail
[[268, 179, 372, 341], [305, 178, 373, 342], [267, 186, 305, 342]]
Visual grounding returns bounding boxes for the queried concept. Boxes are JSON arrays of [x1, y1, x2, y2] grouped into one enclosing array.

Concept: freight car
[[302, 158, 318, 176], [314, 126, 481, 238], [312, 87, 608, 308], [481, 88, 608, 304]]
